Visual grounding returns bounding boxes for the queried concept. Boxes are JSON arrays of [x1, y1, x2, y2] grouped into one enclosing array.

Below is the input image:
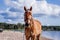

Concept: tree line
[[0, 22, 60, 31], [0, 22, 24, 30], [42, 26, 60, 31]]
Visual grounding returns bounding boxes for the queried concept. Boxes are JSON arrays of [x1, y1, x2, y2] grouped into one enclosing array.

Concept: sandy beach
[[0, 30, 53, 40]]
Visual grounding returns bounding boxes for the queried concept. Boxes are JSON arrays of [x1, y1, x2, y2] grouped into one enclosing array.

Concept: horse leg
[[25, 36, 30, 40], [31, 36, 33, 40], [37, 34, 40, 40], [31, 35, 36, 40]]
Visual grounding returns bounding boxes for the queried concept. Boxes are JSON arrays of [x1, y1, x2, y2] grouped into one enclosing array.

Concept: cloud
[[0, 14, 7, 22], [4, 0, 24, 9], [33, 13, 46, 17], [4, 0, 60, 16], [6, 19, 19, 24], [0, 10, 5, 13], [32, 0, 60, 16], [6, 11, 17, 17], [0, 7, 24, 24], [9, 7, 23, 12], [5, 0, 60, 15], [7, 19, 12, 22], [1, 0, 60, 24]]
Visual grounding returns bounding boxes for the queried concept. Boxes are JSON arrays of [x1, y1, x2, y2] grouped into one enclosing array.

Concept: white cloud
[[4, 0, 36, 9], [32, 0, 60, 16], [5, 0, 60, 16], [17, 0, 24, 4], [3, 0, 60, 24], [7, 19, 12, 22], [0, 10, 4, 13], [7, 19, 18, 24], [4, 0, 24, 9], [9, 12, 17, 17], [7, 11, 17, 17], [24, 0, 36, 8]]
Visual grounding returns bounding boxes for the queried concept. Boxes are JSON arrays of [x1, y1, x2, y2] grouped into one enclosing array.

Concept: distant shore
[[0, 22, 60, 31], [0, 30, 53, 40]]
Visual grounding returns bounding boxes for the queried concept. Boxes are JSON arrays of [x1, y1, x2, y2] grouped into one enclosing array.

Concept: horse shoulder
[[34, 19, 41, 25], [33, 19, 42, 34]]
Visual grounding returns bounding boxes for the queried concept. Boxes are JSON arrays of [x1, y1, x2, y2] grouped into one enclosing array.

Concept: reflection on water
[[41, 31, 60, 40]]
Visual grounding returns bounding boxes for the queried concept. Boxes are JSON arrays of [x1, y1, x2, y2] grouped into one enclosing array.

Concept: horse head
[[24, 6, 32, 27]]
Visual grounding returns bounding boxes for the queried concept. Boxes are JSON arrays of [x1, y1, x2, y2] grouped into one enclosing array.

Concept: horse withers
[[24, 6, 42, 40]]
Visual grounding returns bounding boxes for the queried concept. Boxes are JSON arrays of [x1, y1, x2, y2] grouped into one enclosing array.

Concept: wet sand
[[0, 30, 53, 40]]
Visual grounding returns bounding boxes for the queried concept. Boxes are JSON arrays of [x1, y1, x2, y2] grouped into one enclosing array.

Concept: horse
[[24, 6, 42, 40]]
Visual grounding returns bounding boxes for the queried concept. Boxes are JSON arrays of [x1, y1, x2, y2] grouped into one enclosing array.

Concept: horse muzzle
[[25, 23, 30, 27]]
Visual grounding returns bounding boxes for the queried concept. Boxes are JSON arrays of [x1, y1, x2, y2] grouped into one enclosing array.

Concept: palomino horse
[[24, 6, 42, 40]]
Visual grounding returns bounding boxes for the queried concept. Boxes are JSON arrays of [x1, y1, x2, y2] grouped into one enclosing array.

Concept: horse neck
[[30, 18, 34, 27]]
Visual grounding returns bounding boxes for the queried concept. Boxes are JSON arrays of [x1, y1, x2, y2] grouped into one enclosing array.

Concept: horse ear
[[30, 6, 32, 11], [24, 6, 27, 11]]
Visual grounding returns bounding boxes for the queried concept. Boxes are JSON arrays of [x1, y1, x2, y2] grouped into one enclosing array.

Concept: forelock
[[25, 9, 31, 12]]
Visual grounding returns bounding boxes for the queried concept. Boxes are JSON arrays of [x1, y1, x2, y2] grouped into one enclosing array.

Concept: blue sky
[[0, 0, 60, 26], [46, 0, 60, 5]]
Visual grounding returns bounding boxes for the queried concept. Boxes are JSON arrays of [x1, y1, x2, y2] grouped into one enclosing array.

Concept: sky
[[0, 0, 60, 26]]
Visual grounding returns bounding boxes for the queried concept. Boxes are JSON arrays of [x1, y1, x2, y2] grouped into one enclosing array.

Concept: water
[[15, 30, 60, 40], [41, 31, 60, 40]]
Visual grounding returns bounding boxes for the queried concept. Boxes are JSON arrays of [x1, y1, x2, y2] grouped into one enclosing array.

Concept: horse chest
[[25, 26, 34, 36]]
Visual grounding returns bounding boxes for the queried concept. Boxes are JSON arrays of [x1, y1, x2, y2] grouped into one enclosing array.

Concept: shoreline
[[0, 30, 53, 40]]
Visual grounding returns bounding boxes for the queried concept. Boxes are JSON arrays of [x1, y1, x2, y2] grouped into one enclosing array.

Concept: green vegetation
[[0, 22, 60, 31], [0, 22, 24, 30]]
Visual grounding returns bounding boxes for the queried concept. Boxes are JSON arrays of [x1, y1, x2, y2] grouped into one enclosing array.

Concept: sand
[[0, 30, 53, 40]]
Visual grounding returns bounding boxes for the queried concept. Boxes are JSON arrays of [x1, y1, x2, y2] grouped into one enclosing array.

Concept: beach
[[0, 30, 53, 40]]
